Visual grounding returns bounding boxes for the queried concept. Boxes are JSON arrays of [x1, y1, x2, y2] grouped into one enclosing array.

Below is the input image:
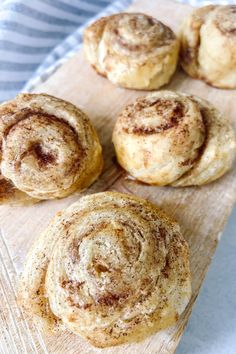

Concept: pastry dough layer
[[113, 91, 236, 186], [180, 5, 236, 88], [18, 192, 191, 348], [84, 13, 179, 90], [0, 93, 103, 201]]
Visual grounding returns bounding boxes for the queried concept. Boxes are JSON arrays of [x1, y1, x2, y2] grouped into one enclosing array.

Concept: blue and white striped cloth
[[0, 0, 131, 101], [0, 0, 236, 102]]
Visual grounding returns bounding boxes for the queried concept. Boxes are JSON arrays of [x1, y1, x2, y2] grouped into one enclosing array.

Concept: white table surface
[[176, 205, 236, 354]]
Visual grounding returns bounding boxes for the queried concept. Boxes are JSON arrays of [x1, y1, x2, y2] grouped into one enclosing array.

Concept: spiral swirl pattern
[[0, 93, 103, 201], [112, 91, 236, 186], [18, 192, 191, 348], [84, 13, 179, 90], [180, 5, 236, 88]]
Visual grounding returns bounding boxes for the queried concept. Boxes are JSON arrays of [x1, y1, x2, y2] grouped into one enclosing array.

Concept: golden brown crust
[[18, 192, 191, 348], [112, 91, 236, 186], [0, 93, 103, 202], [180, 5, 236, 88], [0, 173, 38, 205], [172, 95, 236, 186], [84, 13, 179, 90]]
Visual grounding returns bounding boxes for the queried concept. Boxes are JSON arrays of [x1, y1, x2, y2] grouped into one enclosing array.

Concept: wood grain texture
[[0, 0, 236, 353]]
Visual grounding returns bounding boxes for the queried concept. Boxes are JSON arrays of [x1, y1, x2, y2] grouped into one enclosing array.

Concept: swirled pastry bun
[[18, 191, 191, 348], [84, 13, 179, 90], [0, 93, 103, 202], [180, 5, 236, 88], [112, 91, 236, 186]]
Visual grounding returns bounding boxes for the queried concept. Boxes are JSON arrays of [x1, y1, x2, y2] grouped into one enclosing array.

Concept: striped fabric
[[0, 0, 235, 102], [0, 0, 131, 102]]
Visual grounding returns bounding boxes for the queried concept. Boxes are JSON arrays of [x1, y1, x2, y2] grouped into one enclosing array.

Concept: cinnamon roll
[[18, 191, 191, 348], [0, 93, 103, 201], [180, 5, 236, 88], [112, 91, 236, 186], [84, 13, 179, 90]]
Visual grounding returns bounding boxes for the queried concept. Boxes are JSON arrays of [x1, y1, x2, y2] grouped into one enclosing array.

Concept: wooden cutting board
[[1, 0, 236, 353]]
